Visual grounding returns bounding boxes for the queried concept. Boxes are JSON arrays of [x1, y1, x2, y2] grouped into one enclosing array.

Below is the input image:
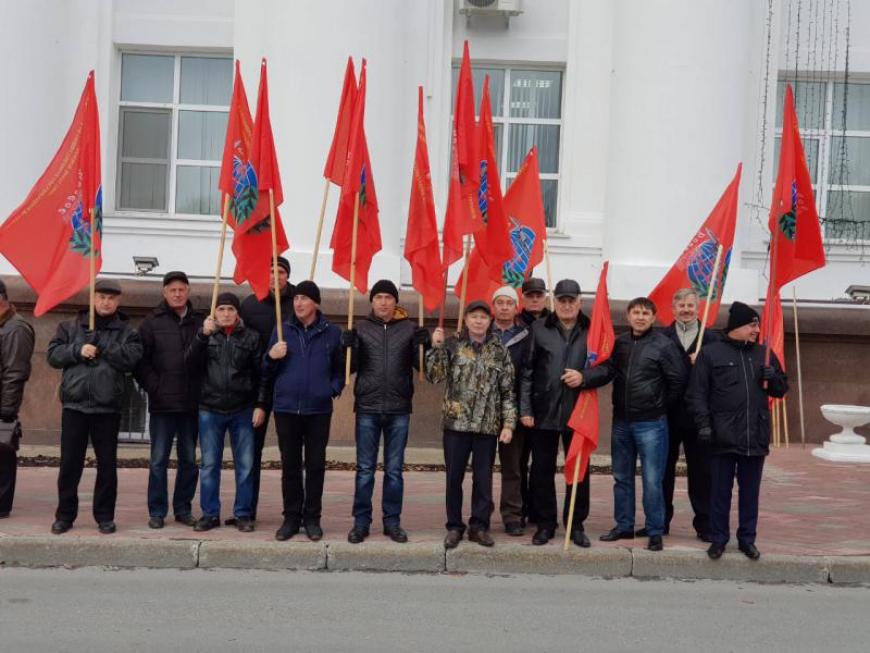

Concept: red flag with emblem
[[565, 261, 615, 484], [0, 72, 102, 316], [501, 147, 547, 287], [323, 57, 358, 186]]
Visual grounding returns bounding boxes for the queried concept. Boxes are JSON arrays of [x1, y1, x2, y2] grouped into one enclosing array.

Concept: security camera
[[845, 285, 870, 304], [132, 256, 159, 276]]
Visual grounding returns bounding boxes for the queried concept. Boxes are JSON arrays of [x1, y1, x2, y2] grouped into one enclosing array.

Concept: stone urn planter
[[812, 404, 870, 463]]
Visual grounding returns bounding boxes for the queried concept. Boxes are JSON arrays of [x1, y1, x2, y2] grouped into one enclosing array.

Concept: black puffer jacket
[[661, 320, 721, 432], [349, 309, 421, 414], [685, 338, 788, 456], [134, 302, 205, 413], [47, 311, 143, 414], [185, 322, 261, 413], [519, 312, 609, 431], [240, 285, 294, 356], [584, 328, 688, 421], [518, 307, 549, 327]]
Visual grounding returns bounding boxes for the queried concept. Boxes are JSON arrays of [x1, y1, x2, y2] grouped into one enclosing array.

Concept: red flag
[[404, 87, 444, 312], [0, 72, 102, 316], [648, 163, 742, 326], [249, 59, 283, 218], [330, 60, 382, 294], [760, 287, 786, 373], [768, 84, 825, 292], [565, 261, 615, 484], [501, 147, 547, 287], [323, 57, 358, 186]]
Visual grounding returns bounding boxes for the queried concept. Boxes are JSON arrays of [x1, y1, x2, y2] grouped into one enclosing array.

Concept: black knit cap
[[726, 301, 759, 332], [294, 280, 321, 304], [215, 292, 240, 310], [369, 279, 399, 303], [276, 256, 291, 275]]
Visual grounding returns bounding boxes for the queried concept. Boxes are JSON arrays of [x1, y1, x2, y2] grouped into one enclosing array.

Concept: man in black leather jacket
[[686, 301, 787, 561], [47, 279, 143, 535], [586, 297, 687, 551], [342, 279, 430, 544]]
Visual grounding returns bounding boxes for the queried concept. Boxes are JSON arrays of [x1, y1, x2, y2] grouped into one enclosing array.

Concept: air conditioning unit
[[459, 0, 523, 18]]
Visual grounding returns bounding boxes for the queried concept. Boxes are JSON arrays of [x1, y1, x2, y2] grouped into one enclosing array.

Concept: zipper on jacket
[[382, 323, 388, 413], [738, 349, 751, 454]]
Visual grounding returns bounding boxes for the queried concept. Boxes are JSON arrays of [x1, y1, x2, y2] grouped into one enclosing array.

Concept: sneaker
[[51, 519, 72, 535], [193, 516, 220, 532], [347, 526, 369, 544], [383, 525, 408, 543], [275, 519, 300, 541], [236, 517, 255, 533]]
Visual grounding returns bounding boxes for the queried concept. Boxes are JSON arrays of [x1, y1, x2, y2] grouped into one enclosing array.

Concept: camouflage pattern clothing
[[425, 333, 516, 436]]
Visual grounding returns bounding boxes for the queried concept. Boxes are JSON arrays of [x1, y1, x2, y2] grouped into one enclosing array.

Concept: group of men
[[0, 267, 786, 560]]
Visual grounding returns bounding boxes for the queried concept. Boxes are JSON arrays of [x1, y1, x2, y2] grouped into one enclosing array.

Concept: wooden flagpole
[[782, 396, 791, 448], [309, 178, 331, 280], [418, 294, 425, 382], [544, 237, 555, 313], [693, 244, 725, 357], [210, 194, 232, 318], [792, 287, 806, 448], [772, 399, 781, 448], [455, 234, 472, 334], [345, 192, 361, 384], [88, 208, 97, 331], [269, 189, 283, 343], [563, 395, 590, 551]]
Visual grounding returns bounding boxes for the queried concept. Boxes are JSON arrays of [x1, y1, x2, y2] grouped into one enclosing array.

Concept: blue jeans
[[147, 412, 198, 519], [198, 408, 255, 519], [352, 413, 410, 530], [611, 416, 669, 536]]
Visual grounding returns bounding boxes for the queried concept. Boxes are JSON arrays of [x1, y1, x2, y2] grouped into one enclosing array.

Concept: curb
[[1, 535, 867, 585]]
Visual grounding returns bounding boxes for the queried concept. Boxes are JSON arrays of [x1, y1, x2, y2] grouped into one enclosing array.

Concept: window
[[775, 79, 870, 240], [452, 66, 563, 228], [117, 53, 232, 216]]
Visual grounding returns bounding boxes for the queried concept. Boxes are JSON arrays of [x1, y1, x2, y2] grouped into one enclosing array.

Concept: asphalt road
[[0, 568, 867, 653]]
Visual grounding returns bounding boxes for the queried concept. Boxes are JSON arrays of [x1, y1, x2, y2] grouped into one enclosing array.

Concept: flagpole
[[345, 192, 361, 384], [563, 444, 583, 552], [88, 208, 96, 331], [693, 243, 724, 357], [268, 189, 284, 343], [455, 234, 472, 334], [210, 194, 231, 318], [544, 237, 555, 313], [418, 293, 425, 382], [309, 178, 331, 280], [792, 287, 806, 448], [782, 396, 791, 447], [772, 398, 780, 448]]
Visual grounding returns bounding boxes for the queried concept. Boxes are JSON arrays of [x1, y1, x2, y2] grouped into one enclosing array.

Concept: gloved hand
[[340, 328, 358, 349], [761, 365, 776, 381], [412, 326, 431, 349], [697, 426, 713, 444]]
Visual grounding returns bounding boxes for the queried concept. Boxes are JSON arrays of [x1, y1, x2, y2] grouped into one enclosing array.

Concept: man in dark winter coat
[[185, 292, 261, 533], [47, 279, 143, 535], [239, 255, 294, 520], [518, 277, 551, 327], [686, 301, 787, 561], [342, 279, 431, 544], [0, 279, 35, 519], [134, 271, 204, 529], [257, 281, 343, 542], [520, 279, 610, 547], [589, 297, 687, 552]]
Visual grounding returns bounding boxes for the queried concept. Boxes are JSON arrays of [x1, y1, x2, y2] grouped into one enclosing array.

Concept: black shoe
[[174, 514, 196, 527], [275, 519, 300, 541], [51, 520, 72, 535], [304, 522, 323, 542], [444, 529, 462, 549], [148, 516, 164, 529], [572, 529, 591, 548], [0, 511, 9, 519], [193, 516, 220, 532], [347, 526, 369, 544], [647, 535, 663, 551], [696, 532, 712, 543], [504, 521, 525, 536], [224, 518, 238, 526], [600, 528, 634, 542], [236, 517, 255, 533], [468, 529, 494, 547], [636, 526, 669, 537], [707, 543, 726, 560], [739, 543, 761, 560], [532, 527, 554, 545], [383, 525, 408, 543], [98, 521, 116, 535]]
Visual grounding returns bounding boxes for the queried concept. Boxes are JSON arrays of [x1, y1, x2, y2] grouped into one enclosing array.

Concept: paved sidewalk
[[1, 448, 869, 583]]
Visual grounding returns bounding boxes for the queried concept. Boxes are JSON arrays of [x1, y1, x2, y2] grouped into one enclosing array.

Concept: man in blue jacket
[[257, 281, 344, 542]]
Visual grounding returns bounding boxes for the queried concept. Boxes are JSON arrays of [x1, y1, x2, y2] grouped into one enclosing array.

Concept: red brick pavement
[[2, 448, 868, 556]]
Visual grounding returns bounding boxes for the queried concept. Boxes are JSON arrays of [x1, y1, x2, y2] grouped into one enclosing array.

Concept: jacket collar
[[290, 310, 328, 333], [0, 304, 17, 328], [77, 310, 127, 329]]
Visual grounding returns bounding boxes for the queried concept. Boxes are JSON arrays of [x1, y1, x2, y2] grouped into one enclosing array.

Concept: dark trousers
[[529, 428, 590, 533], [443, 429, 498, 533], [498, 424, 530, 524], [710, 453, 765, 548], [250, 412, 270, 520], [0, 443, 16, 515], [520, 426, 535, 521], [663, 421, 711, 536], [56, 409, 121, 523], [147, 412, 198, 519], [274, 412, 331, 524]]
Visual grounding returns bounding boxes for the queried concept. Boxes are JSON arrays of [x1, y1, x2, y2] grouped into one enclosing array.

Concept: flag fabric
[[330, 59, 382, 294], [501, 147, 548, 287], [221, 60, 289, 300], [760, 287, 786, 373], [404, 86, 444, 312], [565, 261, 615, 484], [323, 57, 358, 186], [648, 163, 742, 326], [768, 84, 825, 292], [248, 59, 283, 223], [0, 72, 102, 316]]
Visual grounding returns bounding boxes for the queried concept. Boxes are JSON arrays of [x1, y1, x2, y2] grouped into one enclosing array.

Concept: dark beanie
[[216, 292, 240, 310], [295, 280, 321, 304], [726, 301, 759, 332], [276, 256, 291, 275], [369, 279, 399, 303]]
